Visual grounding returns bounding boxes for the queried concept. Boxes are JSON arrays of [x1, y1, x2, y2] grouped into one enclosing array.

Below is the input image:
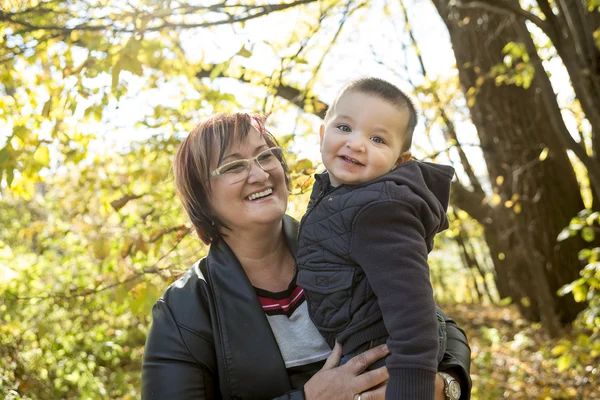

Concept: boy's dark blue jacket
[[297, 160, 455, 400]]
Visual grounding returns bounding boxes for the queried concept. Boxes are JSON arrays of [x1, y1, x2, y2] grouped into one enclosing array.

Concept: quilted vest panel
[[297, 181, 390, 346]]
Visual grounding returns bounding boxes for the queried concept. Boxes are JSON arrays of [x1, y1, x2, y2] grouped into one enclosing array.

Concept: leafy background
[[1, 0, 599, 398]]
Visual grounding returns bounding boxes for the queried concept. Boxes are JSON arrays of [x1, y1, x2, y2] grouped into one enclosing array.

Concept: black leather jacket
[[142, 215, 472, 399]]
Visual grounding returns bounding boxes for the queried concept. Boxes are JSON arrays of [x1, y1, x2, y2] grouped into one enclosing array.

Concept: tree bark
[[455, 0, 600, 203], [432, 0, 586, 333]]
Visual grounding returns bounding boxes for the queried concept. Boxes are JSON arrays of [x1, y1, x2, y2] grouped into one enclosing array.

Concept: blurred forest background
[[1, 0, 600, 398]]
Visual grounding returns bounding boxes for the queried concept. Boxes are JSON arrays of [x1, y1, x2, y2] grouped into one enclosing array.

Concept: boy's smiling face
[[320, 91, 412, 187]]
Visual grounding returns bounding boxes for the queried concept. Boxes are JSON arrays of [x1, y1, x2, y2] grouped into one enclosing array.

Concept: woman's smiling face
[[208, 127, 289, 234]]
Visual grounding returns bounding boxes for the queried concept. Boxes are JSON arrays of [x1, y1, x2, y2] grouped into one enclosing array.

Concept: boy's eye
[[371, 136, 386, 144], [337, 124, 351, 133]]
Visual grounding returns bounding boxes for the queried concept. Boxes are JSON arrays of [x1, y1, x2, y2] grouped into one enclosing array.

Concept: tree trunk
[[432, 0, 586, 333], [537, 0, 600, 164]]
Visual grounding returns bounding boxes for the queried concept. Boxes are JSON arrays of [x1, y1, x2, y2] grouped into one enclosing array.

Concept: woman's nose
[[246, 162, 269, 183]]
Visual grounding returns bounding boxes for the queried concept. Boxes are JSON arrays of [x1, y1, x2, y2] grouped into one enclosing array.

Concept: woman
[[142, 112, 471, 399]]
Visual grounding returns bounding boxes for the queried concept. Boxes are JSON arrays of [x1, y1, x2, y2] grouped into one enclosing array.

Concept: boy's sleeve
[[351, 196, 439, 400]]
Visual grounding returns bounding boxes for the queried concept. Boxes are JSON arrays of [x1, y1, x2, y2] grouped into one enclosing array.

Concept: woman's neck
[[222, 221, 295, 292]]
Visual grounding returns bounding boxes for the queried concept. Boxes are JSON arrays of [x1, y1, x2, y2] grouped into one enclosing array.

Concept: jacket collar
[[205, 215, 299, 399]]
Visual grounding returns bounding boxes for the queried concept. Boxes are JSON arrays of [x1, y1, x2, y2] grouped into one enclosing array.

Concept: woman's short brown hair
[[173, 112, 289, 244]]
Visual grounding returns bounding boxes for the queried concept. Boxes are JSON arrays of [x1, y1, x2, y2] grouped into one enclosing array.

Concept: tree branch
[[453, 0, 557, 43], [400, 0, 486, 196], [451, 182, 491, 223], [0, 0, 319, 33], [196, 66, 328, 119]]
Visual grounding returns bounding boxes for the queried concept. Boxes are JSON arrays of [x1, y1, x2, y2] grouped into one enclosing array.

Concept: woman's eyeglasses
[[210, 147, 284, 184]]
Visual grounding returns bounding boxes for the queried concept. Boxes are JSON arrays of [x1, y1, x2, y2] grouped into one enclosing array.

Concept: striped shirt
[[254, 273, 331, 386]]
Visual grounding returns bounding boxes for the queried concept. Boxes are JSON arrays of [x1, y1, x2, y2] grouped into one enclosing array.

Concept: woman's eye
[[337, 124, 351, 133], [371, 136, 385, 144], [221, 162, 247, 174], [257, 152, 274, 162]]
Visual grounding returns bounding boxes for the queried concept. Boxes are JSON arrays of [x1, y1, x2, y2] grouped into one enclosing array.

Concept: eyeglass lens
[[222, 148, 282, 183]]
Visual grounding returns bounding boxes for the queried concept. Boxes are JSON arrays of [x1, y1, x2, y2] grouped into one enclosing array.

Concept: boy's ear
[[319, 125, 325, 149], [395, 151, 412, 166]]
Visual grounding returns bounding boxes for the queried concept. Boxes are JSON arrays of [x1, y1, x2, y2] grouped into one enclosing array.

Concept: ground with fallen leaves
[[442, 303, 599, 400]]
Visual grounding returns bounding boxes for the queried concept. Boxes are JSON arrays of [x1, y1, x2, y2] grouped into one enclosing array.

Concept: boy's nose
[[346, 134, 365, 152]]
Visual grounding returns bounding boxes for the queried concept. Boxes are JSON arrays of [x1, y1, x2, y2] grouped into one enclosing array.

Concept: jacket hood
[[380, 160, 454, 212], [315, 160, 454, 212], [313, 161, 454, 243]]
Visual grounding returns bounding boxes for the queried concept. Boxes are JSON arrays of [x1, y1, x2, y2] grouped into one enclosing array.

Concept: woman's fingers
[[345, 344, 389, 374], [322, 342, 343, 370], [357, 382, 387, 400], [353, 366, 389, 395]]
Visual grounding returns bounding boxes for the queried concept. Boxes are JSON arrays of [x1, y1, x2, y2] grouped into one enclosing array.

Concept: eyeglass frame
[[209, 146, 284, 180]]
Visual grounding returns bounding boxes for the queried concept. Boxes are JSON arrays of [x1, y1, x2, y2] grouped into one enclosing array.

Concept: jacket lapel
[[206, 216, 299, 399]]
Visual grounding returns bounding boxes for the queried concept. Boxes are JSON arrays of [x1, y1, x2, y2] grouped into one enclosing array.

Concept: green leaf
[[112, 64, 122, 94], [119, 56, 143, 76], [0, 147, 9, 166], [209, 62, 228, 80], [42, 98, 52, 118], [6, 168, 14, 186], [131, 282, 161, 318], [237, 45, 253, 58], [582, 226, 596, 242], [33, 146, 50, 167]]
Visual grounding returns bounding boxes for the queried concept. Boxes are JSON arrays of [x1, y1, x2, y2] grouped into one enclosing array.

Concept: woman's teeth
[[248, 188, 273, 200]]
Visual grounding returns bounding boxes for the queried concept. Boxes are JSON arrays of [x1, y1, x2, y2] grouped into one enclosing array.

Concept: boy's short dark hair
[[325, 78, 418, 152]]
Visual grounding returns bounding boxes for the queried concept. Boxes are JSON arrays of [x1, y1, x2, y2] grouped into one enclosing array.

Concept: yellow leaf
[[551, 344, 569, 356], [496, 175, 504, 186], [490, 193, 501, 206], [475, 76, 485, 87], [557, 354, 571, 372], [33, 146, 50, 167], [135, 237, 149, 255], [294, 158, 313, 171], [467, 95, 476, 108], [92, 236, 111, 260], [513, 203, 522, 214], [120, 239, 134, 259], [539, 147, 549, 161]]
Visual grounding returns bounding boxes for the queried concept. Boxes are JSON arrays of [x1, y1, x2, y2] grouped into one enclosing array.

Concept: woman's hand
[[304, 343, 390, 400], [435, 373, 445, 400]]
